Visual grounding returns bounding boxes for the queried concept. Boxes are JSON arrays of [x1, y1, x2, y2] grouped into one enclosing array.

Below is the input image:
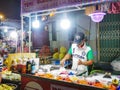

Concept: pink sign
[[21, 0, 113, 14]]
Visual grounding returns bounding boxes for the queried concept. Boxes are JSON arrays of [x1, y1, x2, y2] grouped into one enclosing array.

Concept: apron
[[71, 43, 91, 75]]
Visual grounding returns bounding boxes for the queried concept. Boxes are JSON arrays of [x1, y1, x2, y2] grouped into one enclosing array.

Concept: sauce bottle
[[26, 58, 31, 74]]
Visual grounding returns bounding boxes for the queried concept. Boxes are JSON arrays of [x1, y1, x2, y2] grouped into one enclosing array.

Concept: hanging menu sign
[[21, 0, 113, 14]]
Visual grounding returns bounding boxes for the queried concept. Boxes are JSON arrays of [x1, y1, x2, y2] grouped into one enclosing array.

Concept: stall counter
[[21, 74, 106, 90]]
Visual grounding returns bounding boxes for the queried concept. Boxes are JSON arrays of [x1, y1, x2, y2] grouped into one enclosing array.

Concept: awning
[[21, 0, 117, 16]]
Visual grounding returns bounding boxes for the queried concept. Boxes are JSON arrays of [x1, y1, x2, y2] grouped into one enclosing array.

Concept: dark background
[[0, 0, 21, 20]]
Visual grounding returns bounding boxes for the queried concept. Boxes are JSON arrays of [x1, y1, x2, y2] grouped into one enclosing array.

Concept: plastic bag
[[111, 58, 120, 71]]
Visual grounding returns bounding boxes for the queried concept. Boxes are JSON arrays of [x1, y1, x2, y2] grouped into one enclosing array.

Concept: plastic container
[[54, 60, 60, 65]]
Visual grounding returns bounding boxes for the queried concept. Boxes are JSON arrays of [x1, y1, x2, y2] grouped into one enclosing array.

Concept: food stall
[[21, 74, 106, 90], [20, 64, 120, 90], [19, 0, 120, 90]]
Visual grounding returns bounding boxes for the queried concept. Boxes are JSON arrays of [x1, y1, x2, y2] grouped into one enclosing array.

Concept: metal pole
[[97, 23, 100, 61], [15, 29, 18, 53], [21, 15, 24, 53], [96, 23, 100, 62], [29, 16, 31, 53]]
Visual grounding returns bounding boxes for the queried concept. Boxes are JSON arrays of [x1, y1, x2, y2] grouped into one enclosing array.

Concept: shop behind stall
[[1, 0, 120, 90]]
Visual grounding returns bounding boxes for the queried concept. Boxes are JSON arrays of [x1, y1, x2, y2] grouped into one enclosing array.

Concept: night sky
[[0, 0, 21, 20]]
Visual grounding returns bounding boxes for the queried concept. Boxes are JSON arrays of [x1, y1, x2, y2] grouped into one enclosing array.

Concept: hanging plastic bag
[[111, 57, 120, 71]]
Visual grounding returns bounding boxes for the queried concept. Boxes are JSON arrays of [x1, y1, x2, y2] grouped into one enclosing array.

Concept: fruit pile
[[39, 45, 51, 57], [2, 70, 21, 81], [0, 84, 16, 90], [53, 46, 67, 60]]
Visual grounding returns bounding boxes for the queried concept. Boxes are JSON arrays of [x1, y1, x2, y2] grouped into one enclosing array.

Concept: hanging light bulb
[[32, 14, 40, 28], [60, 13, 71, 30], [44, 25, 48, 31], [41, 15, 47, 21], [10, 31, 18, 39], [4, 28, 8, 32], [49, 10, 56, 17]]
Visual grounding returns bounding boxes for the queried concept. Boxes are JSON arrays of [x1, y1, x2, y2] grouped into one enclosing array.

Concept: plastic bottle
[[31, 59, 36, 74], [22, 58, 27, 74], [11, 60, 17, 72], [0, 58, 2, 83], [17, 58, 22, 73], [0, 58, 3, 72], [26, 58, 31, 74]]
